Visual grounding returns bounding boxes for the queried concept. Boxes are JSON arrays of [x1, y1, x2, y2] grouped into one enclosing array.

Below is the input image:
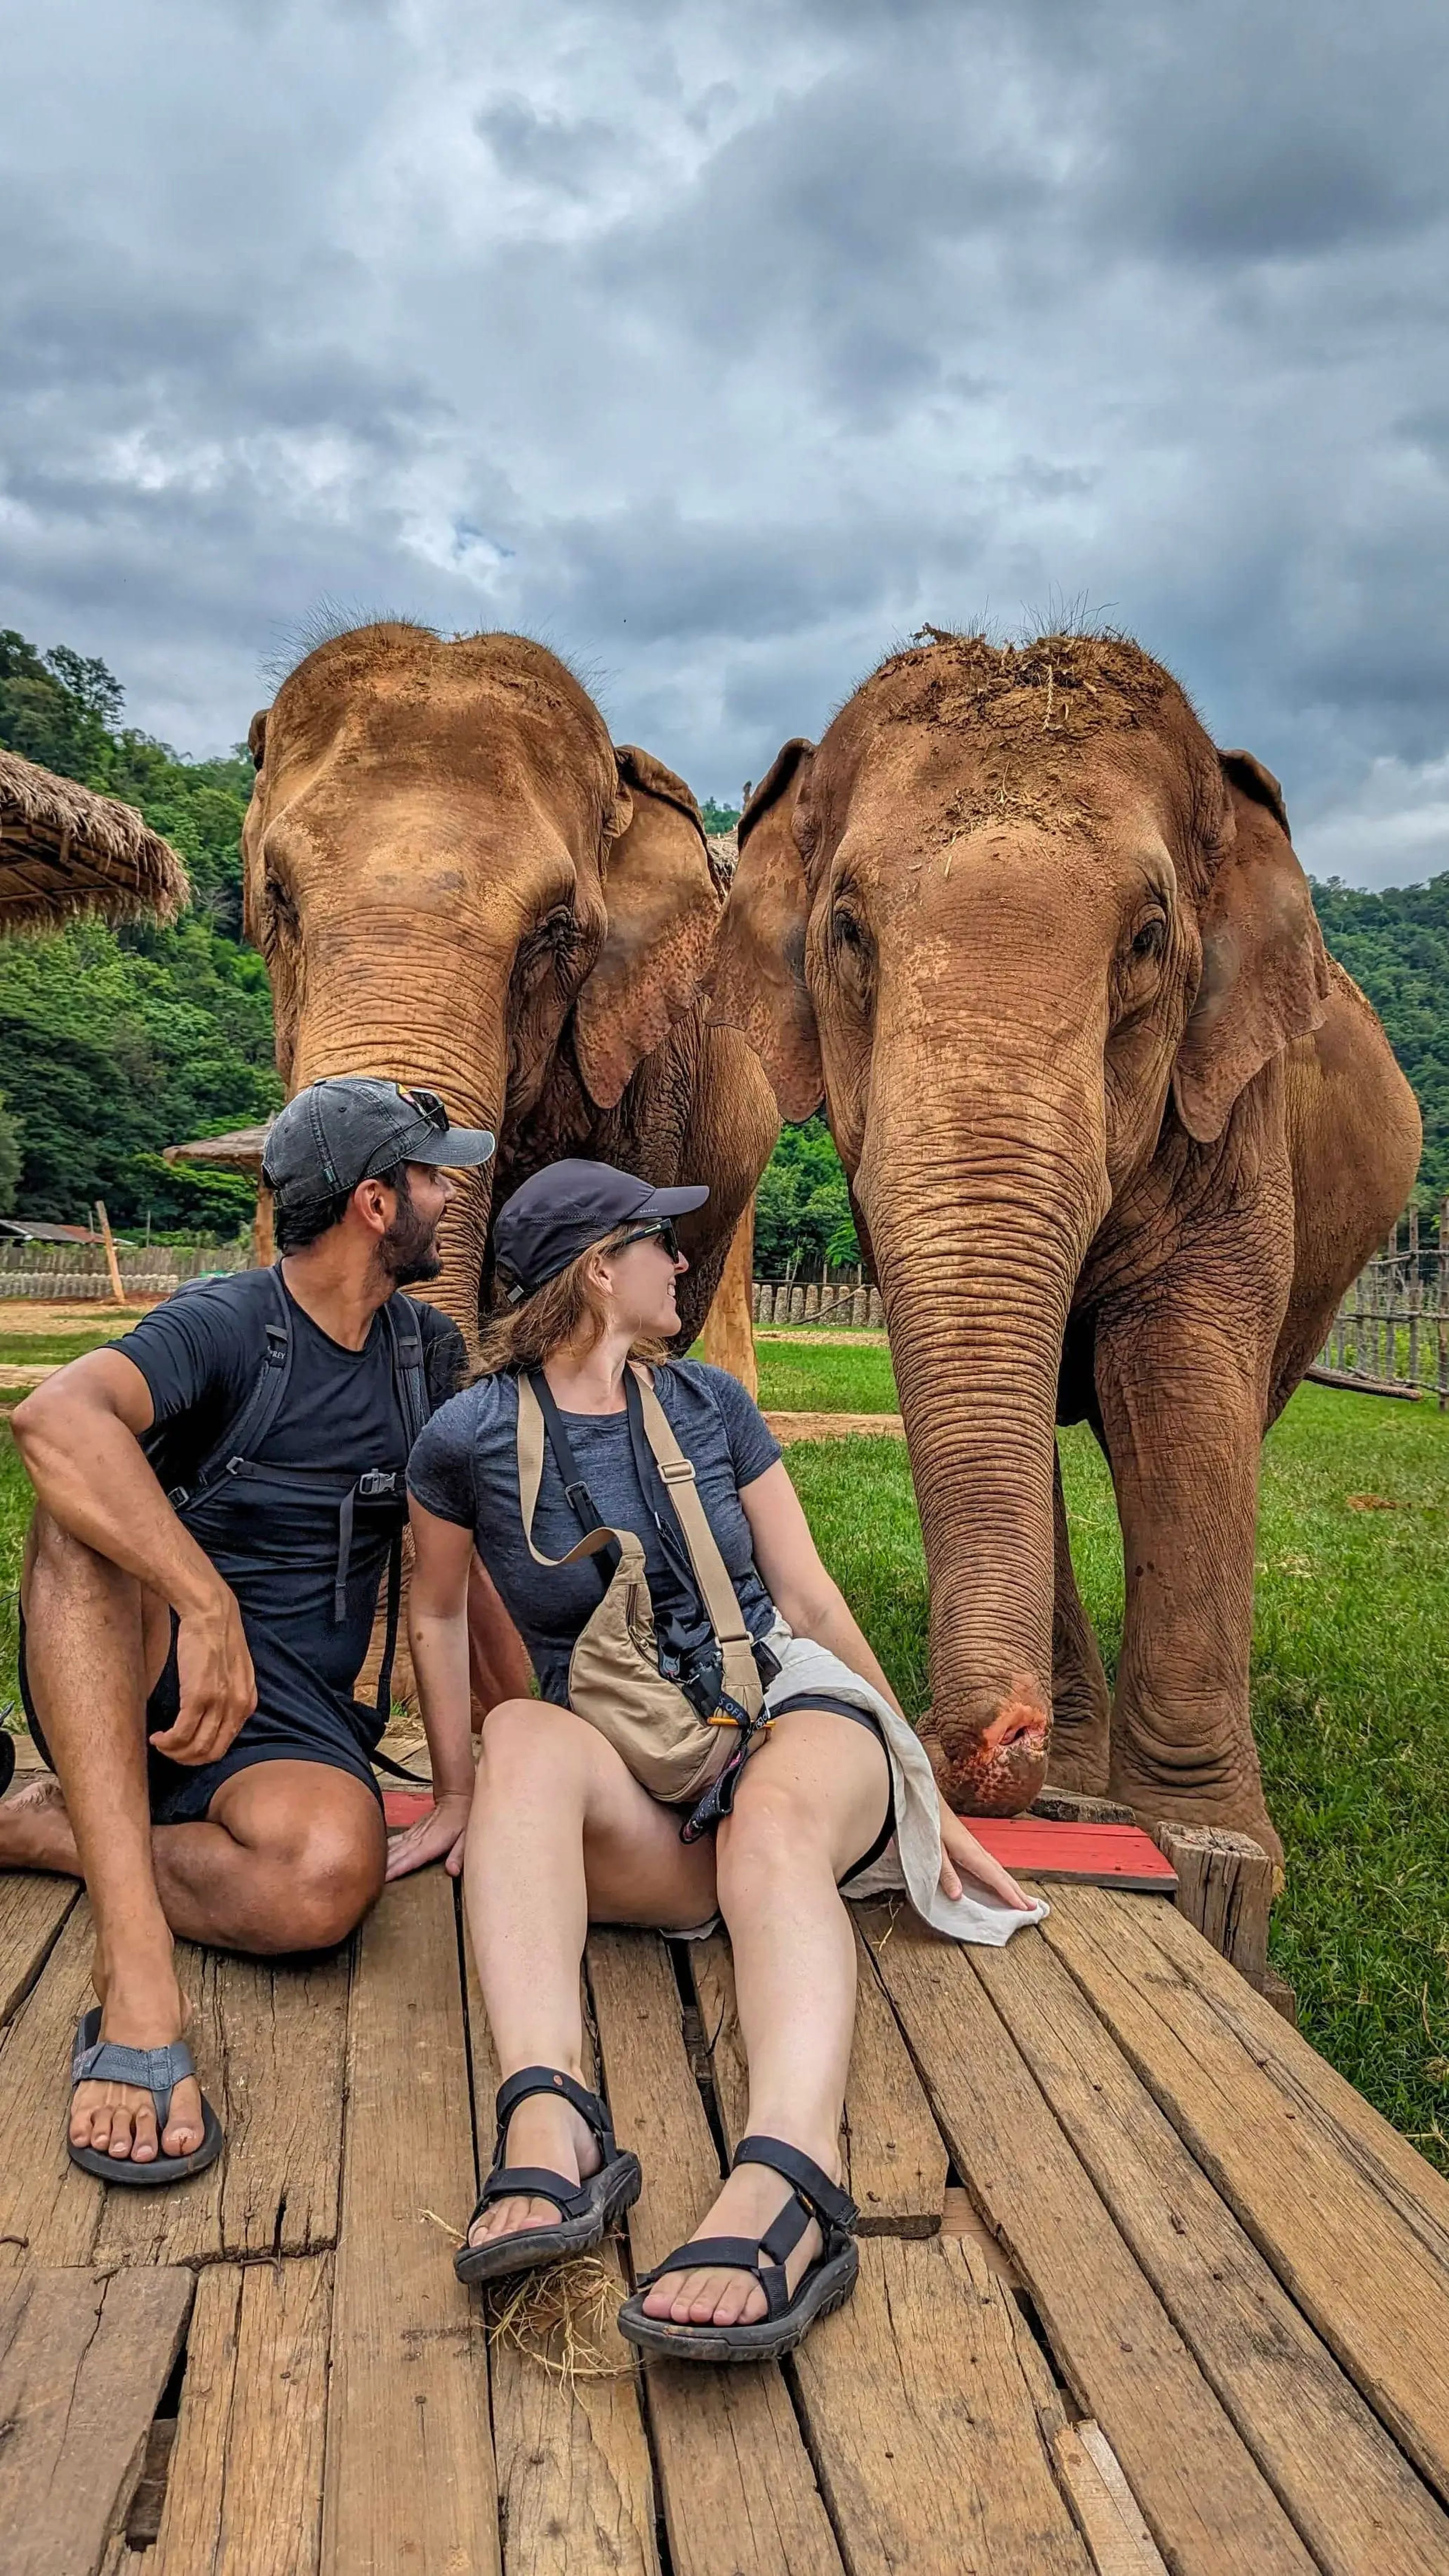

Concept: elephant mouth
[[924, 1687, 1051, 1819]]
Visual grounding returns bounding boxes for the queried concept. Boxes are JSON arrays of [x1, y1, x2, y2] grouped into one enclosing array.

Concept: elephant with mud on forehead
[[242, 622, 778, 1350], [708, 632, 1420, 1859]]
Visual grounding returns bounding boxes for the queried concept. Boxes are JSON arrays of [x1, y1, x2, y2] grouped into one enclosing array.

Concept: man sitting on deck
[[0, 1077, 493, 2185]]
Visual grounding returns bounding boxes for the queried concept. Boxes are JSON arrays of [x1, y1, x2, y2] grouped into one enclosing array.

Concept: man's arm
[[14, 1350, 256, 1763]]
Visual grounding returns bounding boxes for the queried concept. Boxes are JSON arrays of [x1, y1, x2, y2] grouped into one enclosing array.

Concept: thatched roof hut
[[0, 747, 189, 934], [163, 1122, 271, 1179]]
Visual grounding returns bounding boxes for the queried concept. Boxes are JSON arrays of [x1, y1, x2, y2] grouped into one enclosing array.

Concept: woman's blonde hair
[[473, 1222, 673, 1380]]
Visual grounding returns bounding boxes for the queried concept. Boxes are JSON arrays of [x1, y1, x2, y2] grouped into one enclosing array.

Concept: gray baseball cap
[[262, 1078, 495, 1206]]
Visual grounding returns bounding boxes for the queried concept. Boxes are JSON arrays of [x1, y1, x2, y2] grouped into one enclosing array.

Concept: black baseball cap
[[262, 1077, 495, 1208], [493, 1158, 709, 1302]]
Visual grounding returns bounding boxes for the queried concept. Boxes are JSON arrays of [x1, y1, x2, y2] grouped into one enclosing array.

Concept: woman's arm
[[740, 1459, 905, 1716], [740, 1460, 1032, 1914], [385, 1499, 478, 1882]]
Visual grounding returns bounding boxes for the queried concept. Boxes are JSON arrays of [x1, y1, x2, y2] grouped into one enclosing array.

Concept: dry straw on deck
[[0, 747, 189, 934]]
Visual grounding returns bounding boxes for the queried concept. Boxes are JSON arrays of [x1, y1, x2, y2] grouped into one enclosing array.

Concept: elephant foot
[[1108, 1760, 1284, 1872]]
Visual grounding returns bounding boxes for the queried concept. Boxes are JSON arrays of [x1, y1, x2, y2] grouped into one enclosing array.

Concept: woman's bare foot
[[640, 2157, 828, 2327], [72, 1954, 206, 2166], [467, 2087, 601, 2250], [0, 1774, 82, 1876]]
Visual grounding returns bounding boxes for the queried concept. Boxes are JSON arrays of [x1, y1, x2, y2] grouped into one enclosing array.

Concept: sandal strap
[[734, 2134, 858, 2233], [638, 2234, 794, 2320], [71, 2025, 195, 2137], [472, 2164, 593, 2223], [494, 2064, 616, 2156]]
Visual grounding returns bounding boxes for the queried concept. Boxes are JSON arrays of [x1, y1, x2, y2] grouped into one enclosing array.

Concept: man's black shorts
[[17, 1605, 385, 1827]]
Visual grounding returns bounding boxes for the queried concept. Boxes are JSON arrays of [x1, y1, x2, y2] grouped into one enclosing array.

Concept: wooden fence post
[[94, 1201, 126, 1308], [1152, 1823, 1274, 1990]]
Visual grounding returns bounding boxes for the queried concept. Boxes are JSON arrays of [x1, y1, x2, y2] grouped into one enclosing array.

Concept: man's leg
[[150, 1761, 385, 1953], [12, 1510, 205, 2167]]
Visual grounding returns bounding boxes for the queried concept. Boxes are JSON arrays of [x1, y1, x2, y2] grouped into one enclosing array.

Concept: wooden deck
[[3, 1839, 1449, 2575]]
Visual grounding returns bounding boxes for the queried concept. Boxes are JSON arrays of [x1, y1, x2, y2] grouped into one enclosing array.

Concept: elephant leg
[[1046, 1445, 1111, 1794], [1093, 1291, 1283, 1865], [701, 1196, 758, 1395]]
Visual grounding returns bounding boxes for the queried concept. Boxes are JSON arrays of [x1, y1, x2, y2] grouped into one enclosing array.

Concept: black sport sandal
[[455, 2064, 642, 2287], [617, 2134, 859, 2363]]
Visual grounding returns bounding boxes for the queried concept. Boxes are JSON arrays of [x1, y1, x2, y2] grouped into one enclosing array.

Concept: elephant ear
[[1172, 750, 1330, 1145], [248, 708, 269, 770], [705, 739, 824, 1121], [572, 745, 720, 1110]]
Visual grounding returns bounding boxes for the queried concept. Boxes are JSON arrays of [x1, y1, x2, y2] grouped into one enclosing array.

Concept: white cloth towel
[[763, 1623, 1048, 1947]]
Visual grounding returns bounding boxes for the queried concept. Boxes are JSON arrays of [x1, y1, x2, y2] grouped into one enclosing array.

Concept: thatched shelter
[[0, 747, 189, 934], [166, 1122, 274, 1263]]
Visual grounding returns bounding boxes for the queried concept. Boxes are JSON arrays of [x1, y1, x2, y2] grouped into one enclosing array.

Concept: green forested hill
[[0, 633, 280, 1231], [1310, 877, 1449, 1217], [0, 629, 1443, 1245]]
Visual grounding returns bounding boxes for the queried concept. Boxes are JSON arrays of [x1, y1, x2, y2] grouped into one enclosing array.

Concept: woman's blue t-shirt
[[406, 1360, 783, 1710]]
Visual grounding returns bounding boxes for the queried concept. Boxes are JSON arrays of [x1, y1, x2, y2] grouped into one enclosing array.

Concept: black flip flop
[[455, 2064, 642, 2287], [617, 2134, 859, 2364], [68, 2007, 224, 2187]]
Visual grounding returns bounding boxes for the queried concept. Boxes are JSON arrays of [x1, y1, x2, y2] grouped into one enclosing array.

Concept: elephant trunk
[[288, 928, 511, 1342], [857, 1054, 1108, 1815]]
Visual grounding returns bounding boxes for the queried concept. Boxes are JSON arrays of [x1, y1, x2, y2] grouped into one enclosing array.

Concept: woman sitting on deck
[[389, 1158, 1042, 2363]]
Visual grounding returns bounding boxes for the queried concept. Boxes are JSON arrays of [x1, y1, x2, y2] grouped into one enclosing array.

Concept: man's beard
[[380, 1184, 444, 1288]]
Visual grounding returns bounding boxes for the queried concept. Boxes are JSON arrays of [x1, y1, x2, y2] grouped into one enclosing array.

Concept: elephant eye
[[1130, 915, 1166, 960], [832, 904, 865, 951]]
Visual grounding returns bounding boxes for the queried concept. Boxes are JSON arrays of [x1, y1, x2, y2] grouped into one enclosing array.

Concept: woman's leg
[[641, 1706, 889, 2327], [462, 1696, 718, 2248]]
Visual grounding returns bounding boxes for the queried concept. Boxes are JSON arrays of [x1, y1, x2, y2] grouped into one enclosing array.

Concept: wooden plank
[[0, 1898, 104, 2265], [151, 2257, 331, 2576], [587, 1929, 843, 2576], [95, 1941, 350, 2268], [859, 1905, 1315, 2576], [321, 1870, 499, 2576], [0, 2264, 192, 2576], [791, 2231, 1091, 2576], [1118, 1887, 1449, 2255], [1051, 2425, 1167, 2576], [978, 1905, 1449, 2574], [1043, 1887, 1449, 2498], [688, 1927, 945, 2235], [462, 1936, 659, 2576], [1154, 1825, 1272, 1987], [0, 1874, 78, 2028]]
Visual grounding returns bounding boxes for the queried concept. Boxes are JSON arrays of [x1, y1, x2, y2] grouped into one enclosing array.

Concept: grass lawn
[[1, 1320, 1443, 2171], [0, 1329, 131, 1372]]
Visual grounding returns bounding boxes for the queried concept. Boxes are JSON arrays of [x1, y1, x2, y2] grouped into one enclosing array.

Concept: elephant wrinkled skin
[[709, 632, 1421, 1858], [243, 623, 777, 1347]]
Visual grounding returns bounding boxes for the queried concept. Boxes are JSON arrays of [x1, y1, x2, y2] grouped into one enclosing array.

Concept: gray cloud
[[1, 0, 1446, 883]]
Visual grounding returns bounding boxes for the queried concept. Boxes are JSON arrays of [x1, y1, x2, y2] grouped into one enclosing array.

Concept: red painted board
[[383, 1789, 434, 1828], [959, 1816, 1178, 1891]]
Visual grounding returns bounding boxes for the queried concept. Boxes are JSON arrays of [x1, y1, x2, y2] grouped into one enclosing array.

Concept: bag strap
[[627, 1367, 760, 1674], [169, 1265, 294, 1512], [381, 1292, 431, 1448], [515, 1374, 640, 1582]]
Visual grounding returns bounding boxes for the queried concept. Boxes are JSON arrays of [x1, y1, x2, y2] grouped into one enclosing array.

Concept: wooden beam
[[93, 1201, 126, 1307], [321, 1872, 499, 2576], [587, 1929, 845, 2576], [1152, 1824, 1274, 1989], [0, 2265, 192, 2576], [859, 1904, 1317, 2575]]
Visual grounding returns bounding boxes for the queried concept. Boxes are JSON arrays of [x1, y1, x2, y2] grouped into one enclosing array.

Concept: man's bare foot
[[72, 1960, 206, 2166], [466, 2086, 601, 2250], [640, 2157, 828, 2327], [0, 1774, 82, 1876]]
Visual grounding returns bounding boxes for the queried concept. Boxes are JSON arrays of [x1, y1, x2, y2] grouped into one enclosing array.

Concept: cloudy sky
[[3, 0, 1447, 886]]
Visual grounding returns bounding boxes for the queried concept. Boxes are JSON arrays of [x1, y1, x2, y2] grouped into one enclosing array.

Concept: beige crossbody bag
[[515, 1362, 768, 1809]]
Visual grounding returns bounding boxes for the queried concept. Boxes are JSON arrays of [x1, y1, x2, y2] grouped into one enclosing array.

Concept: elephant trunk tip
[[921, 1676, 1051, 1818]]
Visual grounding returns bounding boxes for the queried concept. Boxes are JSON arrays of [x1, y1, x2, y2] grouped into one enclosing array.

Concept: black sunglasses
[[617, 1218, 682, 1263], [400, 1085, 450, 1135]]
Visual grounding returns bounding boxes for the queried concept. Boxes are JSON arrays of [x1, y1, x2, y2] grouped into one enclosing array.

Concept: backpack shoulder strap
[[382, 1293, 430, 1446], [169, 1265, 294, 1510]]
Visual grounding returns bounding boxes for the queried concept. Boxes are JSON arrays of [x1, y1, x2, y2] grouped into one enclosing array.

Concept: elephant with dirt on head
[[243, 622, 776, 1345], [243, 621, 778, 1700], [708, 631, 1420, 1861]]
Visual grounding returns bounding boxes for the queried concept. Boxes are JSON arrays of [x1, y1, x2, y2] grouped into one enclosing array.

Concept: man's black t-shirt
[[111, 1270, 465, 1801]]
